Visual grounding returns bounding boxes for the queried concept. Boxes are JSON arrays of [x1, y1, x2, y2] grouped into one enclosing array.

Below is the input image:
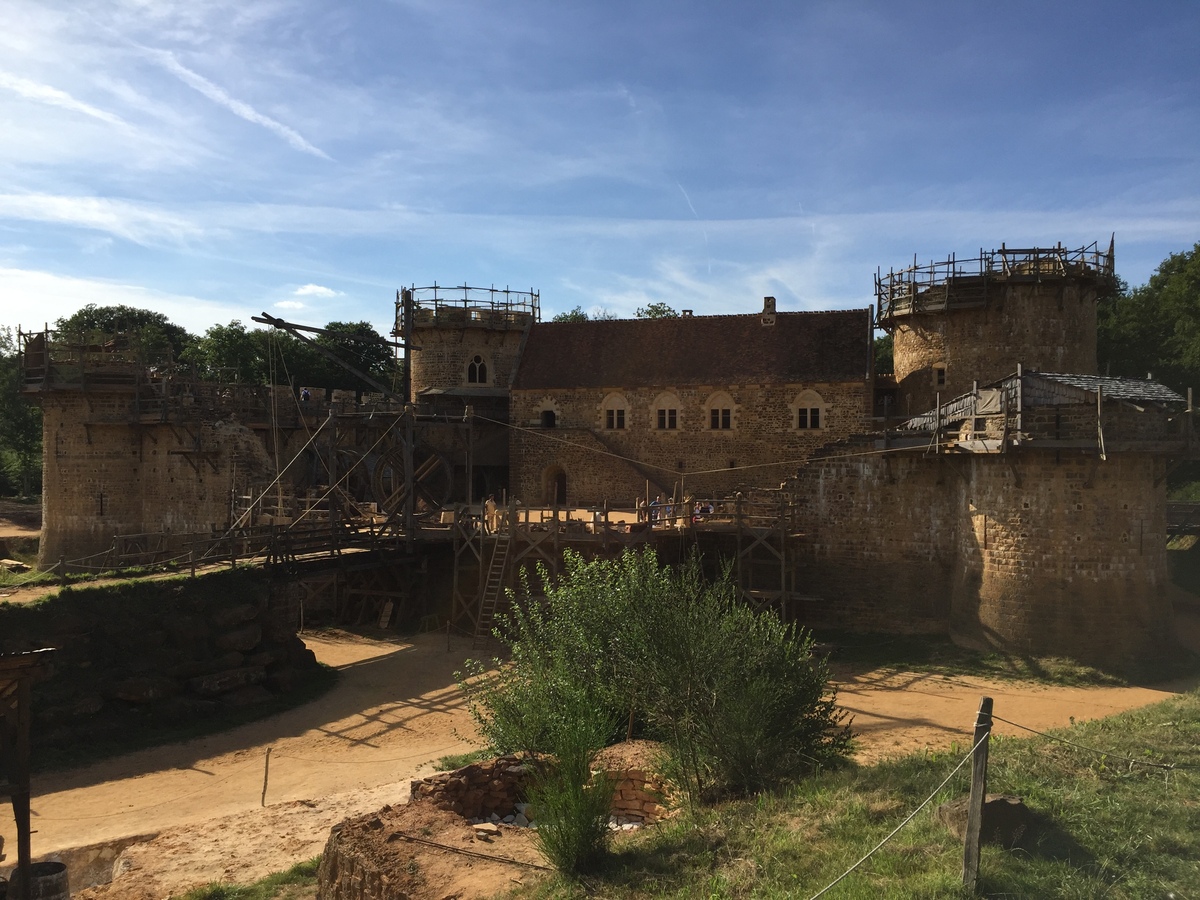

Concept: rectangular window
[[710, 408, 731, 430], [606, 408, 625, 430], [934, 366, 947, 387], [798, 407, 821, 429], [657, 408, 677, 430]]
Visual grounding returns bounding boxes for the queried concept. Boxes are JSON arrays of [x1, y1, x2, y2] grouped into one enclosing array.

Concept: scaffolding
[[875, 241, 1116, 326]]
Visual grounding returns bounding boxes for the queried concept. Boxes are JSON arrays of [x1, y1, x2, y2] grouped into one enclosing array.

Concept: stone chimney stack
[[761, 296, 777, 326]]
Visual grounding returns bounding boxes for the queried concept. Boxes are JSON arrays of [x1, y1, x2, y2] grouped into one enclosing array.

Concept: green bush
[[460, 548, 851, 811]]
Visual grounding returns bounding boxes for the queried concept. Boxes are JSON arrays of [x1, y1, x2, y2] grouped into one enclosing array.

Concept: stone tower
[[397, 285, 538, 405], [877, 242, 1114, 416]]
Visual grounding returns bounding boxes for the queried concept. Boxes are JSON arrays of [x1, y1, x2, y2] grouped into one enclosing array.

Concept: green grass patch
[[171, 857, 320, 900], [434, 748, 491, 771], [514, 689, 1200, 898]]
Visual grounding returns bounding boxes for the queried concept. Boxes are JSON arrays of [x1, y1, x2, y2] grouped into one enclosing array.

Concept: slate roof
[[1033, 373, 1186, 405], [511, 309, 872, 391]]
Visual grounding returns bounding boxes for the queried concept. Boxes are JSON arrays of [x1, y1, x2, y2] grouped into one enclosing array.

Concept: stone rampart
[[791, 445, 1173, 664]]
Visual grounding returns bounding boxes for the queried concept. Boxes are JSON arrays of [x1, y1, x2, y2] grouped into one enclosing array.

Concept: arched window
[[600, 392, 629, 430], [704, 391, 736, 430], [651, 391, 681, 431], [792, 390, 826, 430], [467, 354, 489, 384]]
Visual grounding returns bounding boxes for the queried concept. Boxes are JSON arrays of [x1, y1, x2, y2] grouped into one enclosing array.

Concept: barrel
[[6, 861, 69, 900]]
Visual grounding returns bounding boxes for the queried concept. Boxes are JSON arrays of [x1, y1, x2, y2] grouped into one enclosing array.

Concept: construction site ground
[[1, 500, 1199, 898]]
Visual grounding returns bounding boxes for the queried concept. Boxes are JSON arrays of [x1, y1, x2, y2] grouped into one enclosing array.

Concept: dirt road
[[1, 627, 1194, 897]]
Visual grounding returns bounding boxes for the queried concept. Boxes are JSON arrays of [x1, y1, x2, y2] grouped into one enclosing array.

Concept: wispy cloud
[[275, 299, 306, 309], [0, 266, 244, 335], [148, 49, 332, 160], [0, 70, 128, 128], [0, 193, 206, 244], [293, 283, 339, 297]]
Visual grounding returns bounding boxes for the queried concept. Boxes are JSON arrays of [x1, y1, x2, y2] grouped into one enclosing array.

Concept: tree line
[[0, 307, 398, 495]]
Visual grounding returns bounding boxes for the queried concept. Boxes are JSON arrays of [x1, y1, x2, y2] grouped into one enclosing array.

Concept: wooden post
[[58, 556, 66, 586], [962, 695, 993, 892], [189, 549, 196, 578], [261, 746, 272, 807]]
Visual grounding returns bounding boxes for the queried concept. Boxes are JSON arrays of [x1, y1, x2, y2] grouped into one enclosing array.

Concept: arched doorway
[[542, 466, 567, 506]]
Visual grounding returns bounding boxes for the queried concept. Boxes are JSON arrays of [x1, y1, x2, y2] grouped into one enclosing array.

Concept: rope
[[806, 734, 982, 899], [477, 413, 960, 481], [990, 714, 1200, 771]]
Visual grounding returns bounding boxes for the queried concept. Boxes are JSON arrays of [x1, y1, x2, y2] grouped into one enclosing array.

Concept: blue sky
[[1, 0, 1198, 339]]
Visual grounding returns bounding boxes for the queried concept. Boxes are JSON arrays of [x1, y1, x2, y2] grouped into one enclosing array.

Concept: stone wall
[[0, 570, 320, 761], [893, 279, 1100, 416], [791, 445, 1173, 664], [509, 381, 871, 505], [409, 754, 671, 826], [408, 324, 529, 399], [39, 394, 275, 565]]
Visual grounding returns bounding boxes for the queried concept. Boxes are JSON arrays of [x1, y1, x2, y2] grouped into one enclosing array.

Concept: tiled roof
[[1033, 373, 1186, 405], [511, 309, 872, 390]]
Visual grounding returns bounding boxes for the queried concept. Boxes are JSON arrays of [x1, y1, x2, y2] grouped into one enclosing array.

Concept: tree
[[551, 306, 619, 322], [311, 321, 397, 392], [0, 328, 42, 496], [551, 306, 589, 323], [54, 304, 194, 358], [1098, 244, 1200, 392], [874, 334, 893, 375], [635, 302, 678, 319], [180, 321, 271, 384]]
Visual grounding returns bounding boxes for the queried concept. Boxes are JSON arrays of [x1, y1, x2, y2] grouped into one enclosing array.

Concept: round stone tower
[[397, 284, 538, 404], [878, 242, 1114, 416]]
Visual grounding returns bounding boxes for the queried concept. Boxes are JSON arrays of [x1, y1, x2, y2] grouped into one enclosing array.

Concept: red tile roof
[[512, 309, 872, 390]]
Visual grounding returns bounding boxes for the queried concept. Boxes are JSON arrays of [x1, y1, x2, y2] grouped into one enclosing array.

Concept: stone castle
[[19, 241, 1190, 664]]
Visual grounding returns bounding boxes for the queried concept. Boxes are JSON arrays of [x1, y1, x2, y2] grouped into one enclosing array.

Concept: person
[[649, 495, 662, 526], [300, 387, 311, 403], [636, 497, 646, 523], [484, 494, 498, 534]]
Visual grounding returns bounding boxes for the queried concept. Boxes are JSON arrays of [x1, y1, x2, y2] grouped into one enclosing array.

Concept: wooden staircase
[[473, 528, 511, 648]]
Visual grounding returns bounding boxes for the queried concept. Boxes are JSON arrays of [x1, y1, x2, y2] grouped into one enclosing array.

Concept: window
[[657, 408, 677, 430], [541, 410, 557, 428], [600, 392, 629, 431], [933, 365, 946, 387], [467, 354, 488, 384], [710, 408, 731, 430], [793, 389, 826, 431], [704, 391, 736, 431]]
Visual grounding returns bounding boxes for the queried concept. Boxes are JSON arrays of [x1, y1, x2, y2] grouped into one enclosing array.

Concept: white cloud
[[0, 267, 247, 335], [0, 70, 129, 128], [274, 299, 305, 308], [0, 193, 207, 244], [293, 283, 339, 297], [148, 49, 332, 160]]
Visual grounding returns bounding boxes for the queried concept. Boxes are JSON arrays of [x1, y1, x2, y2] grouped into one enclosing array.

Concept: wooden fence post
[[963, 695, 993, 892]]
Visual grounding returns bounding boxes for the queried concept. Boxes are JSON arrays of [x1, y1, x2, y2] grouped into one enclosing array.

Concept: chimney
[[681, 309, 693, 317], [761, 296, 777, 327]]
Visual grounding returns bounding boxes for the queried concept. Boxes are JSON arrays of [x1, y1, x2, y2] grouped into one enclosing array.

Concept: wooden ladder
[[473, 529, 511, 648]]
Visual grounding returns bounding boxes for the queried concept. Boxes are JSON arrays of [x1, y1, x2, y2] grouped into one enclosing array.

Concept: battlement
[[396, 283, 540, 334], [875, 241, 1115, 326]]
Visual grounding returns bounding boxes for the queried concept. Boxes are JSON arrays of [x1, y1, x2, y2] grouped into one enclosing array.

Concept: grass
[[512, 688, 1200, 898], [171, 857, 320, 900], [435, 748, 492, 770]]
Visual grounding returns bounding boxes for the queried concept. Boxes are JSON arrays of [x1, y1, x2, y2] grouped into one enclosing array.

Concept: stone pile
[[409, 751, 673, 828]]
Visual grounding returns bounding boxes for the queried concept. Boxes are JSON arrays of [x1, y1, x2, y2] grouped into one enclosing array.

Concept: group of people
[[636, 495, 715, 527]]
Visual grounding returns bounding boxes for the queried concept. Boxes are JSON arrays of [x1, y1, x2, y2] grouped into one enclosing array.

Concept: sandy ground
[[2, 501, 1198, 897], [0, 628, 1194, 898]]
